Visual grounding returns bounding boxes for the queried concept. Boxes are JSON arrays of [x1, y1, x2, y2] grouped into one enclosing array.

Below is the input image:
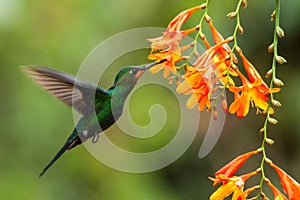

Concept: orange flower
[[149, 5, 202, 51], [148, 31, 184, 53], [209, 171, 259, 200], [229, 74, 280, 118], [214, 149, 261, 181], [176, 38, 236, 112], [192, 38, 232, 70], [243, 185, 260, 198], [176, 66, 211, 111], [238, 51, 264, 84], [213, 55, 237, 87], [208, 20, 238, 64], [148, 47, 182, 78], [193, 34, 236, 88], [270, 163, 300, 199], [267, 181, 288, 200], [167, 6, 203, 32], [148, 6, 202, 77]]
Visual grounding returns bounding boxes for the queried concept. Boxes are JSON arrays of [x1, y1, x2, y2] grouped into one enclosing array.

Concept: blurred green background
[[0, 0, 299, 199]]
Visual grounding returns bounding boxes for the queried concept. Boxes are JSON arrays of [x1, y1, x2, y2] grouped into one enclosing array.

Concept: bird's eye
[[130, 69, 137, 74]]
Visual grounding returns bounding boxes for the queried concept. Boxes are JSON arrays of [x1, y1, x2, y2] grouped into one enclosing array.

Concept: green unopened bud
[[238, 25, 244, 35], [271, 10, 276, 21], [199, 32, 206, 40], [235, 46, 242, 53], [259, 128, 265, 135], [204, 14, 211, 23], [271, 99, 282, 107], [260, 193, 268, 199], [256, 148, 263, 153], [264, 177, 271, 183], [200, 3, 207, 9], [274, 78, 284, 87], [256, 168, 262, 173], [266, 138, 275, 145], [226, 36, 234, 42], [275, 55, 287, 64], [227, 12, 237, 18], [268, 117, 278, 125], [265, 158, 273, 165], [265, 68, 273, 78], [268, 43, 274, 53], [276, 26, 285, 38]]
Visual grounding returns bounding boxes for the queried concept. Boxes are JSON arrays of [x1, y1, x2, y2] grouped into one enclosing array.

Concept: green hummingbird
[[23, 61, 164, 177]]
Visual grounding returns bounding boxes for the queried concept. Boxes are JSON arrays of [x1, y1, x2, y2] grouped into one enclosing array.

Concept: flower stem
[[257, 0, 281, 198]]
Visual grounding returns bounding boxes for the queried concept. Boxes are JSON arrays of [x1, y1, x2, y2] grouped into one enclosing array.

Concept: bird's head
[[113, 62, 158, 86]]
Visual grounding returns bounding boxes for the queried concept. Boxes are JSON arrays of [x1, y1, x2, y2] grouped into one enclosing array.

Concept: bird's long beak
[[144, 59, 167, 70], [135, 59, 167, 78]]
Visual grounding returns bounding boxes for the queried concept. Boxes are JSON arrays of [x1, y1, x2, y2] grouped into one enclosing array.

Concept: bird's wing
[[23, 66, 108, 116]]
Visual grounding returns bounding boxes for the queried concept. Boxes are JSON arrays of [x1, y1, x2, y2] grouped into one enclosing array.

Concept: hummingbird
[[23, 60, 165, 177]]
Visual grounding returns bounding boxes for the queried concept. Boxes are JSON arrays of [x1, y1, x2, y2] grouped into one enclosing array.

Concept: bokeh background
[[0, 0, 299, 199]]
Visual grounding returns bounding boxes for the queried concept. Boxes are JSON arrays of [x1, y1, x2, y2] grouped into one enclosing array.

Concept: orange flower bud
[[221, 96, 228, 114], [213, 107, 218, 120]]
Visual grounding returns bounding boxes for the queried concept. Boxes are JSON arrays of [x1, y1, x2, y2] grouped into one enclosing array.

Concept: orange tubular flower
[[176, 38, 235, 111], [176, 66, 211, 111], [270, 163, 300, 199], [229, 71, 280, 118], [209, 171, 259, 200], [228, 51, 281, 118], [167, 6, 202, 32], [238, 51, 268, 89], [214, 149, 261, 181], [196, 23, 237, 87], [148, 6, 202, 77], [148, 46, 182, 78], [267, 181, 288, 200], [208, 20, 238, 64]]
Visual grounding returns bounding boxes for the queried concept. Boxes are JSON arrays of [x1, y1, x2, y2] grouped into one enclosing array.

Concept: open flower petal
[[215, 150, 261, 179], [270, 163, 300, 199]]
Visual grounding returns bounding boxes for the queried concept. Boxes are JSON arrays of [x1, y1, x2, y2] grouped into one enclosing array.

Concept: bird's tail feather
[[39, 140, 72, 177]]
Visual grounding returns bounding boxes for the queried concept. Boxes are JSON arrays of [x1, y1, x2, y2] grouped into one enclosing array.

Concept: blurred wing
[[23, 66, 108, 116]]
